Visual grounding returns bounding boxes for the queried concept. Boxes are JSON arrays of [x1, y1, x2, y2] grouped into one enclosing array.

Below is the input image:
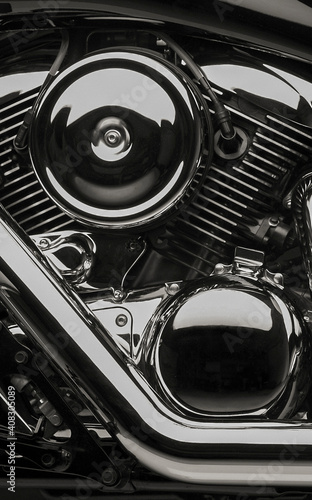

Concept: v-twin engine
[[1, 11, 312, 495]]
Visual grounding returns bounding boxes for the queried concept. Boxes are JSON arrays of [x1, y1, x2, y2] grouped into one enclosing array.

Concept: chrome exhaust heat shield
[[0, 205, 312, 486]]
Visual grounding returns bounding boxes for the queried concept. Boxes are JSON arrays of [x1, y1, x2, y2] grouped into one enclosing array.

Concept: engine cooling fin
[[154, 98, 312, 278], [0, 87, 76, 234], [1, 76, 312, 257]]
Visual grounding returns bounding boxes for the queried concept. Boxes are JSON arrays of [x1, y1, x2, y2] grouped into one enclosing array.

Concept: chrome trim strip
[[0, 205, 311, 485]]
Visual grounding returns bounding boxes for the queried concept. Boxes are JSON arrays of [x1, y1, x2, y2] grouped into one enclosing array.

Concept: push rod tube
[[0, 205, 311, 486]]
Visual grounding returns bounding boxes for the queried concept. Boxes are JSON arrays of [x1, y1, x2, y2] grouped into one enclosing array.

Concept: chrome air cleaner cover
[[29, 49, 212, 229], [149, 274, 310, 418]]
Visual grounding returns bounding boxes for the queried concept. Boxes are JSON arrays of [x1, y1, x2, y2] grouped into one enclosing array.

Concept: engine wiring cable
[[148, 30, 236, 141], [13, 27, 237, 153], [13, 29, 69, 152]]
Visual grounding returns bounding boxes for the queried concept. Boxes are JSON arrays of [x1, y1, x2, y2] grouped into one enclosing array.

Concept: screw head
[[116, 314, 128, 327], [38, 238, 50, 249], [214, 263, 225, 275], [166, 283, 180, 295], [113, 290, 124, 301]]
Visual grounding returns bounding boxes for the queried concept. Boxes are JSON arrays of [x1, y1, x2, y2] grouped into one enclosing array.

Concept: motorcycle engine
[[1, 21, 312, 431]]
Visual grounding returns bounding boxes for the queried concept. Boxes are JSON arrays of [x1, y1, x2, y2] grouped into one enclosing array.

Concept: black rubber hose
[[149, 31, 235, 140]]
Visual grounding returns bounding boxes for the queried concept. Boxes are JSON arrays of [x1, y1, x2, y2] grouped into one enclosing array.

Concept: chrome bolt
[[38, 238, 50, 249], [166, 283, 180, 295], [113, 290, 124, 301], [116, 314, 128, 327], [214, 263, 225, 275], [14, 351, 29, 364]]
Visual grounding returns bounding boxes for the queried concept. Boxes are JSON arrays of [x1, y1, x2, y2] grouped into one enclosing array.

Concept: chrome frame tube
[[0, 205, 312, 485]]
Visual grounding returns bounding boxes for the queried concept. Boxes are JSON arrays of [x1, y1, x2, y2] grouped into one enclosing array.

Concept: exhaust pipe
[[0, 205, 312, 486]]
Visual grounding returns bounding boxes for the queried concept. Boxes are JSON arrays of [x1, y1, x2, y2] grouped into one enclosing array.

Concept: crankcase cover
[[153, 275, 310, 418]]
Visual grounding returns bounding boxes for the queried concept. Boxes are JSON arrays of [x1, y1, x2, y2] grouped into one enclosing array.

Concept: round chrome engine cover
[[149, 275, 310, 418], [29, 49, 212, 229]]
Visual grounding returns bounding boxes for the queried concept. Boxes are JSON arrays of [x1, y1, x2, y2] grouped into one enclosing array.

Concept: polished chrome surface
[[30, 230, 146, 293], [117, 428, 312, 486], [149, 272, 309, 418], [201, 61, 312, 127], [0, 204, 312, 485], [87, 284, 169, 359], [29, 49, 212, 229], [2, 20, 312, 488], [32, 231, 95, 284]]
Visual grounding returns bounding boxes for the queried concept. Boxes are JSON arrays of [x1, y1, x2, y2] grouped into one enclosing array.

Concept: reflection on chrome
[[148, 271, 307, 417], [2, 9, 312, 490], [0, 204, 312, 486], [29, 50, 212, 229], [201, 62, 312, 127]]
